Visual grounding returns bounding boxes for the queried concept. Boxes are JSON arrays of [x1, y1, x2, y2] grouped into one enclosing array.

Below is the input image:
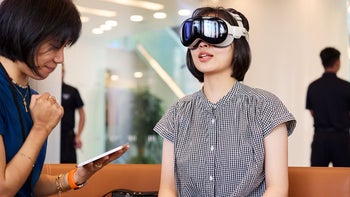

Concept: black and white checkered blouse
[[154, 81, 296, 197]]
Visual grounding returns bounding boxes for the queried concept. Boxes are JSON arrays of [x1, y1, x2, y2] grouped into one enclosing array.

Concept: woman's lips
[[198, 52, 213, 62], [39, 65, 56, 73]]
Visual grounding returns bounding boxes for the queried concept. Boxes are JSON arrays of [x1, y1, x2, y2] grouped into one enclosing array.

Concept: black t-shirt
[[306, 72, 350, 129], [61, 83, 84, 132]]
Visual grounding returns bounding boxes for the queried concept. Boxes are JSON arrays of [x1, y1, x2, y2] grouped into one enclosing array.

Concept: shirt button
[[209, 176, 213, 181], [211, 119, 215, 124], [210, 146, 214, 151]]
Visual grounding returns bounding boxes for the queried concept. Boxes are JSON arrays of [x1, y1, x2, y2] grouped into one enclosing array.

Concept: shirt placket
[[206, 104, 217, 196]]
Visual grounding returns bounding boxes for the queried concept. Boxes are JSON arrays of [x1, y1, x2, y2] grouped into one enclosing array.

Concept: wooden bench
[[43, 164, 350, 197], [288, 166, 350, 197]]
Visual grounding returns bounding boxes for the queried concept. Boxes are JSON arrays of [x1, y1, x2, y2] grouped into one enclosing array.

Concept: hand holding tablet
[[77, 144, 129, 168]]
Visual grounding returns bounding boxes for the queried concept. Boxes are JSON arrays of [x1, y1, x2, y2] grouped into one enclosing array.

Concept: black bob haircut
[[185, 7, 251, 82], [0, 0, 82, 77]]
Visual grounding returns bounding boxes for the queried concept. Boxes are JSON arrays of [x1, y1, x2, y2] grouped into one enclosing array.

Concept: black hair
[[185, 7, 251, 82], [320, 47, 340, 68], [0, 0, 82, 77]]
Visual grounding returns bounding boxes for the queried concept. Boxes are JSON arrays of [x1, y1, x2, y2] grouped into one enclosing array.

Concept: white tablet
[[77, 144, 128, 167]]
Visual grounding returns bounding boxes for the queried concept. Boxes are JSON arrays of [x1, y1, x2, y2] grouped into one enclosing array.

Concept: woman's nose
[[54, 47, 65, 64], [198, 40, 209, 48]]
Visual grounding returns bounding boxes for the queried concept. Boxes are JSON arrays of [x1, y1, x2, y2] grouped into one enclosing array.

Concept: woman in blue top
[[0, 0, 129, 196], [154, 7, 296, 197]]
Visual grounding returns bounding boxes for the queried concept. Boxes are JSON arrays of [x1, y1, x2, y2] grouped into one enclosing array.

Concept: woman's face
[[190, 41, 233, 78], [30, 40, 65, 80], [189, 13, 235, 79]]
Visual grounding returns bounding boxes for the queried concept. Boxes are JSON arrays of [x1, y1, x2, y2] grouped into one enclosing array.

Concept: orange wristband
[[68, 169, 87, 190]]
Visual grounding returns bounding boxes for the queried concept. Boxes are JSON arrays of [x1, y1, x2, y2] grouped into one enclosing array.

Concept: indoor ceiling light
[[110, 75, 119, 81], [153, 12, 167, 19], [76, 5, 117, 17], [134, 72, 143, 78], [130, 15, 144, 22], [100, 0, 164, 11], [92, 28, 104, 34]]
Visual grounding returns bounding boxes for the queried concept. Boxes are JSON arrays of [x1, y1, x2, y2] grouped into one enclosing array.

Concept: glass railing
[[130, 27, 200, 97], [106, 26, 201, 164]]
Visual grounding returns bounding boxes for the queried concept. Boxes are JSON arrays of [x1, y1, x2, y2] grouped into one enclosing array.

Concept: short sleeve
[[153, 104, 176, 142], [256, 90, 296, 137]]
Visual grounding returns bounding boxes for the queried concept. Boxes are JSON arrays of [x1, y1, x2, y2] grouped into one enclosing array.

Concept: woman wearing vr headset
[[0, 0, 129, 196], [154, 7, 296, 197]]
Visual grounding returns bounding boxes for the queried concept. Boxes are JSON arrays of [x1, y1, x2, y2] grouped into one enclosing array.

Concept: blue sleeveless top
[[0, 63, 47, 196]]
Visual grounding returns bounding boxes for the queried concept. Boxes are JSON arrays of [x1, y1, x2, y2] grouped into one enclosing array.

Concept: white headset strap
[[229, 13, 249, 39], [231, 13, 244, 28]]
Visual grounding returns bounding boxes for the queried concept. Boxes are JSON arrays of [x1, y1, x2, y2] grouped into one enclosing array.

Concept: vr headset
[[180, 13, 248, 49]]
